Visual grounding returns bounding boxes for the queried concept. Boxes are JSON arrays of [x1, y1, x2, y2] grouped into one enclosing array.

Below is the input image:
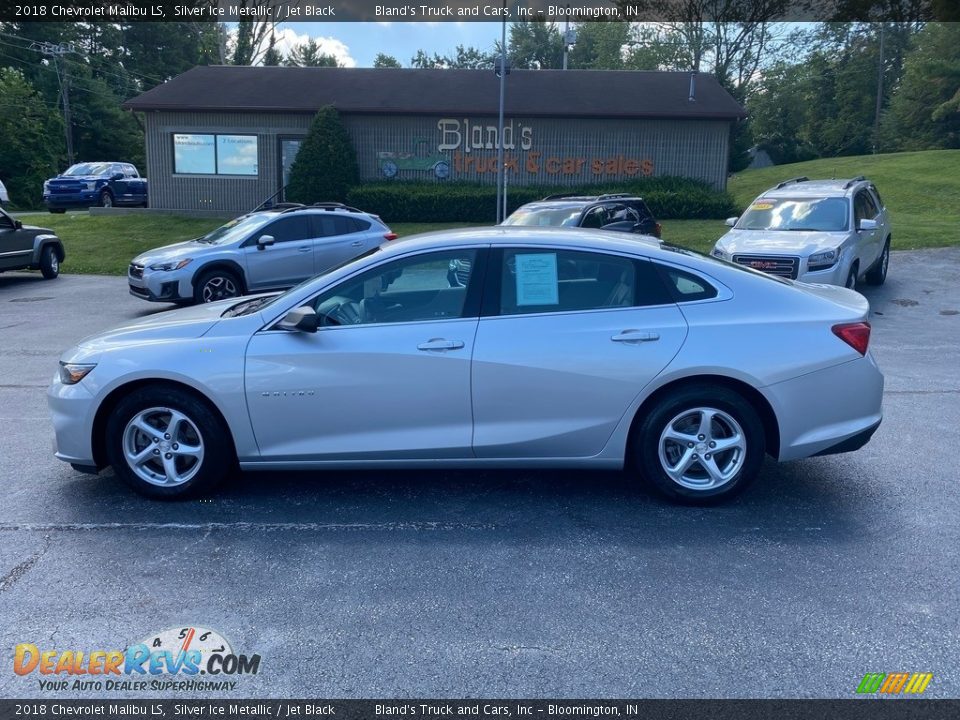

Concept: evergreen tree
[[373, 53, 401, 68], [285, 106, 358, 204]]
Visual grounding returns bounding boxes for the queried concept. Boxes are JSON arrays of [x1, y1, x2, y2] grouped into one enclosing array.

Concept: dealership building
[[123, 66, 746, 214]]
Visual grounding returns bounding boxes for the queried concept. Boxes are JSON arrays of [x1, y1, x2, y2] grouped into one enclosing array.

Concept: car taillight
[[832, 321, 871, 355], [384, 232, 398, 241]]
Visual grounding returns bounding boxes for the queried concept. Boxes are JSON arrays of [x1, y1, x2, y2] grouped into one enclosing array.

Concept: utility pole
[[495, 0, 508, 224], [32, 41, 78, 165], [873, 23, 885, 154]]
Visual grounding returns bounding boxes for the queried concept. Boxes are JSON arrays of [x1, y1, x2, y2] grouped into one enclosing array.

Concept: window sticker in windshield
[[515, 253, 559, 306], [750, 200, 776, 210]]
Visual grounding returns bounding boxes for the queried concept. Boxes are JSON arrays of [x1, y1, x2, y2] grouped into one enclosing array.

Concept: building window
[[173, 133, 258, 176]]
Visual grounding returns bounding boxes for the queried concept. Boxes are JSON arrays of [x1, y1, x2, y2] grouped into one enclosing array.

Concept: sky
[[269, 22, 509, 67]]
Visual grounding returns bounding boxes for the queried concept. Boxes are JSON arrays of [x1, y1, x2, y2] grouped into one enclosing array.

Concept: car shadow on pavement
[[52, 456, 897, 551]]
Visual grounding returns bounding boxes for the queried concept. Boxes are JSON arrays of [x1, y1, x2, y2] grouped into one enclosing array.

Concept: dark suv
[[502, 193, 662, 237], [0, 206, 64, 279]]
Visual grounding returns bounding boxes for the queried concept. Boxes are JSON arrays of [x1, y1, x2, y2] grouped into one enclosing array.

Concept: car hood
[[50, 175, 104, 182], [132, 240, 206, 266], [69, 301, 235, 356], [717, 229, 847, 255]]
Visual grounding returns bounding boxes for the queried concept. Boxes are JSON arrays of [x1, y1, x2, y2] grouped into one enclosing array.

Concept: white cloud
[[267, 27, 357, 68]]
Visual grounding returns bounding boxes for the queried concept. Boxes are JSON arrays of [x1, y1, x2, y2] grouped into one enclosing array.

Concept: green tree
[[508, 20, 564, 69], [285, 105, 358, 204], [568, 22, 630, 70], [410, 45, 494, 69], [262, 31, 284, 66], [286, 39, 340, 67], [0, 68, 64, 208], [373, 53, 401, 68], [880, 22, 960, 150]]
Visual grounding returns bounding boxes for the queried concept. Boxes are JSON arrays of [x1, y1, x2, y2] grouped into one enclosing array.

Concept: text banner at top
[[1, 0, 945, 23]]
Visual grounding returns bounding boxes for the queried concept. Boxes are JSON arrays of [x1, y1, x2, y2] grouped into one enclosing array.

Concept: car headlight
[[808, 248, 840, 269], [59, 362, 96, 385], [711, 246, 729, 260], [84, 181, 97, 191], [43, 181, 50, 191], [149, 259, 192, 271]]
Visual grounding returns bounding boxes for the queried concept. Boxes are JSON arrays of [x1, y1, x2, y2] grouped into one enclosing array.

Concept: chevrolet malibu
[[48, 228, 883, 504]]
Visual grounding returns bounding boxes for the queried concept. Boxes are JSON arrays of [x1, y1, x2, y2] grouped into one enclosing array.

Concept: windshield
[[737, 197, 849, 232], [221, 246, 382, 318], [503, 207, 583, 227], [64, 163, 113, 177], [195, 213, 275, 245]]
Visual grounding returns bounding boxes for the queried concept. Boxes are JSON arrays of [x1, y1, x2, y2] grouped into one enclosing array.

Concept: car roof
[[380, 226, 663, 257], [761, 177, 872, 199], [517, 196, 647, 210]]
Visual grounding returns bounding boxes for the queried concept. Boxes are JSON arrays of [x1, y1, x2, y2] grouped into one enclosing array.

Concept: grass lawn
[[15, 149, 956, 275]]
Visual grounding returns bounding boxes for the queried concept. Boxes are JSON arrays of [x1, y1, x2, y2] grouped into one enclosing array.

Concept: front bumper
[[43, 191, 99, 208], [128, 266, 194, 303], [48, 376, 98, 468], [765, 353, 884, 461]]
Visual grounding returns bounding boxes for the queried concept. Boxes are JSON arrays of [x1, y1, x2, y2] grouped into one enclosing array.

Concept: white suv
[[712, 176, 891, 288]]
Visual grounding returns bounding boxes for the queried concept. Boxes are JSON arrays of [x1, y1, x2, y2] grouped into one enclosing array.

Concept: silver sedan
[[48, 227, 883, 504]]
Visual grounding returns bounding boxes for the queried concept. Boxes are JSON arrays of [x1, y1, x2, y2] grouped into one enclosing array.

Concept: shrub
[[286, 106, 359, 204], [346, 177, 735, 223]]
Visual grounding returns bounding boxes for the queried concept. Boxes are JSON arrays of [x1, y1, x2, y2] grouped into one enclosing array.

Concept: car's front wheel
[[99, 190, 114, 208], [105, 386, 234, 499], [194, 268, 242, 304], [39, 245, 59, 279], [633, 384, 766, 504]]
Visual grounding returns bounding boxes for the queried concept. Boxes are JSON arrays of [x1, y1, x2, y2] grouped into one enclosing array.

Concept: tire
[[39, 245, 59, 279], [845, 262, 859, 290], [99, 190, 114, 208], [865, 239, 890, 286], [633, 384, 766, 504], [105, 386, 234, 499], [193, 268, 243, 304]]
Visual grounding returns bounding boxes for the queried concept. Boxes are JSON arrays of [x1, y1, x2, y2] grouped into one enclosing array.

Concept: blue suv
[[43, 162, 148, 213]]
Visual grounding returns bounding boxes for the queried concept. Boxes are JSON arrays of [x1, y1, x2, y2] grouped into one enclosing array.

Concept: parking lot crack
[[0, 534, 51, 593]]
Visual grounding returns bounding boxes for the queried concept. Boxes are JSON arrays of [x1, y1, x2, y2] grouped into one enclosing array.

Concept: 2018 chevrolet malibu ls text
[[48, 228, 883, 504]]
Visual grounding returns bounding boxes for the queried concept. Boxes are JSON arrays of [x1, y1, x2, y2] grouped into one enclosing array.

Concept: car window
[[737, 196, 849, 232], [257, 216, 314, 244], [869, 185, 884, 210], [497, 249, 671, 316], [629, 201, 653, 221], [856, 190, 879, 220], [124, 164, 137, 178], [657, 265, 718, 302], [0, 209, 14, 230], [309, 249, 479, 327], [580, 207, 608, 229], [503, 206, 584, 227], [602, 205, 640, 226], [311, 215, 369, 237]]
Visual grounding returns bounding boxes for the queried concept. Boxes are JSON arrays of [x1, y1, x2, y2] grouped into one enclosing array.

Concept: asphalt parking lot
[[0, 250, 958, 699]]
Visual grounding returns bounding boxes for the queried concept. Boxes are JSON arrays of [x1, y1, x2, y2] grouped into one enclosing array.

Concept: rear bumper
[[765, 353, 884, 461]]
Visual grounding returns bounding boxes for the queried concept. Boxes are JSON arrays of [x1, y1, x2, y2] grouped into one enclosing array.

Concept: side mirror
[[14, 220, 23, 229], [725, 216, 739, 227], [858, 218, 878, 232], [277, 306, 318, 333], [257, 234, 275, 249], [111, 173, 124, 181]]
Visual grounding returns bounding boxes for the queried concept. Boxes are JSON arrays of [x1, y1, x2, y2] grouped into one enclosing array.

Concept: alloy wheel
[[657, 407, 746, 491], [122, 407, 205, 487], [201, 276, 238, 302]]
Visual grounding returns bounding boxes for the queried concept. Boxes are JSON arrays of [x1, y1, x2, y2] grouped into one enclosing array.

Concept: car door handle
[[417, 339, 465, 351], [612, 330, 660, 343], [297, 246, 311, 252], [350, 240, 363, 247]]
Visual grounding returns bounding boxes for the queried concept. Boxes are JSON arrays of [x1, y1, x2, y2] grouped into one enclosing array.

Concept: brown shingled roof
[[123, 66, 746, 120]]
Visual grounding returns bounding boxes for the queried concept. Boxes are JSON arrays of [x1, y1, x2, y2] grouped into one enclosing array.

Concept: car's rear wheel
[[865, 239, 890, 286], [105, 387, 233, 499], [39, 245, 59, 279], [99, 190, 114, 208], [194, 268, 242, 304], [633, 384, 766, 504]]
